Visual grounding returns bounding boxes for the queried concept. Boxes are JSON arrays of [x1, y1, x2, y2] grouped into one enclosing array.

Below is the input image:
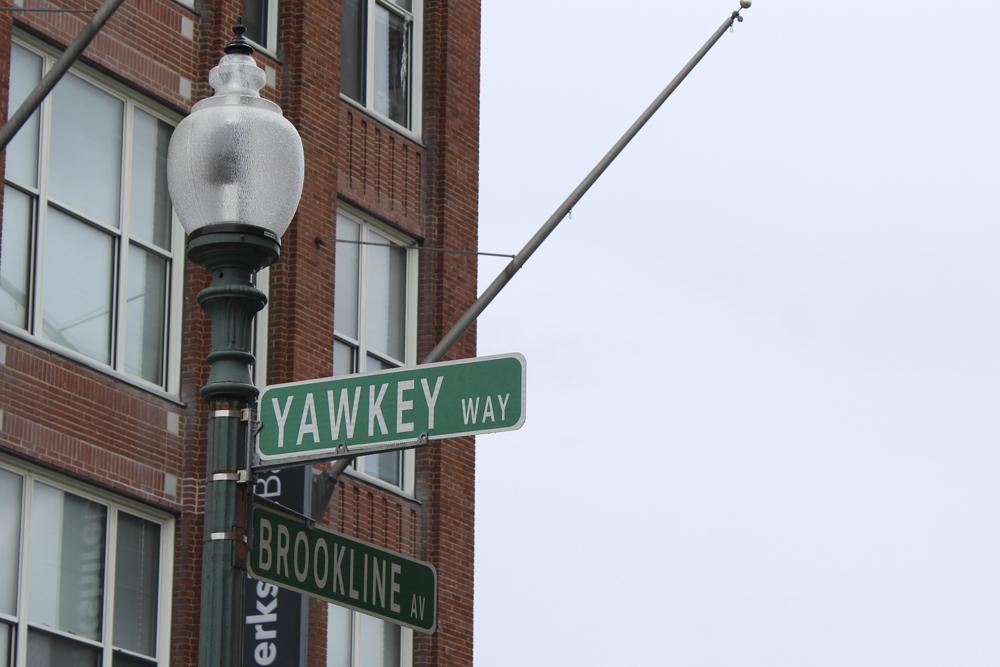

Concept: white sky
[[473, 1, 1000, 665]]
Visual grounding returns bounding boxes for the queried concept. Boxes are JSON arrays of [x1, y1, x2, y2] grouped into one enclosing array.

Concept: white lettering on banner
[[247, 581, 279, 666], [253, 473, 281, 498]]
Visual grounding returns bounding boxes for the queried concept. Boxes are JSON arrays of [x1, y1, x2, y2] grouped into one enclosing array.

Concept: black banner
[[244, 467, 311, 667]]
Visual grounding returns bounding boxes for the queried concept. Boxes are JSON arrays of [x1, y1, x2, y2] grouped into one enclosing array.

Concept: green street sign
[[248, 503, 437, 633], [256, 353, 525, 465]]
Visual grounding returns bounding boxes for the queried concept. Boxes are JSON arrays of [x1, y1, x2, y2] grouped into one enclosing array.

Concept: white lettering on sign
[[267, 375, 448, 449], [297, 394, 320, 446], [421, 377, 442, 428], [327, 387, 361, 440], [272, 396, 294, 448], [390, 563, 402, 613], [259, 518, 273, 569], [368, 384, 389, 437], [410, 594, 425, 621], [461, 393, 511, 425], [396, 380, 415, 433], [255, 516, 432, 625]]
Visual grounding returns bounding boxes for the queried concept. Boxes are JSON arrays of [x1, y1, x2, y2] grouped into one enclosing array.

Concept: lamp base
[[188, 224, 281, 403]]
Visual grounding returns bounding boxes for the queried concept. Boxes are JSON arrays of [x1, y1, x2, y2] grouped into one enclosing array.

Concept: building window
[[1, 40, 184, 392], [243, 0, 279, 53], [0, 460, 174, 666], [333, 206, 418, 492], [327, 604, 412, 667], [341, 0, 423, 134]]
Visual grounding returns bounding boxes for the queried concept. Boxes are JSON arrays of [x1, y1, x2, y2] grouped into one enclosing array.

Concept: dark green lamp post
[[166, 26, 304, 667]]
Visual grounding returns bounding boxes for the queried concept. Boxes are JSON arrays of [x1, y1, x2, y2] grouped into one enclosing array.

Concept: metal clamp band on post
[[211, 409, 242, 419], [211, 471, 240, 482], [208, 531, 247, 542]]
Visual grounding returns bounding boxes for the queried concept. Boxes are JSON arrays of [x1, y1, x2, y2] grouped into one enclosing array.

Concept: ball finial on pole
[[740, 0, 752, 8]]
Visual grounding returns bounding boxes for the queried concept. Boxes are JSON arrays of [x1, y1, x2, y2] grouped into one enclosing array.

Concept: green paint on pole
[[256, 353, 525, 464], [248, 503, 437, 633]]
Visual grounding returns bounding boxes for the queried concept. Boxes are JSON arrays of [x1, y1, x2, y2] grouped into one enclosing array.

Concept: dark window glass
[[341, 0, 366, 102], [243, 0, 269, 47]]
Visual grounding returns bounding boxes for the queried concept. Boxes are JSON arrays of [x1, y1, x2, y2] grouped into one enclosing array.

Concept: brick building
[[0, 0, 480, 664]]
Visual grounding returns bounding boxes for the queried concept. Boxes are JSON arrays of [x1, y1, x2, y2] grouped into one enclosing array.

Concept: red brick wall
[[0, 0, 481, 665]]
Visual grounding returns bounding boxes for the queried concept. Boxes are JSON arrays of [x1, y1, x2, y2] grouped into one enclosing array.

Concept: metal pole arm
[[0, 0, 126, 151], [424, 4, 749, 364]]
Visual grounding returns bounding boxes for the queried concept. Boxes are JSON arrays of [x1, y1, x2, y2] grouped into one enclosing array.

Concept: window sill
[[245, 38, 282, 64], [0, 323, 185, 407], [343, 466, 420, 504], [339, 93, 424, 147]]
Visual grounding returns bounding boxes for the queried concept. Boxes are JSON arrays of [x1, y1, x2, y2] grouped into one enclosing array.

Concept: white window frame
[[0, 456, 175, 667], [2, 36, 185, 396], [326, 604, 413, 667], [341, 0, 424, 138], [334, 204, 418, 495], [242, 0, 280, 55]]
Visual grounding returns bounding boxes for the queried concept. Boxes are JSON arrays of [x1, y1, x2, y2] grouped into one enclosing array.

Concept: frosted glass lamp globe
[[167, 40, 303, 241]]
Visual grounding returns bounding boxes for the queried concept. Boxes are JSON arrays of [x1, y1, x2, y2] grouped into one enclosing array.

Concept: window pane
[[125, 246, 167, 385], [0, 621, 12, 667], [27, 630, 100, 667], [130, 110, 172, 250], [113, 513, 160, 657], [42, 209, 114, 364], [365, 230, 405, 361], [358, 614, 400, 667], [49, 73, 123, 227], [325, 604, 352, 667], [389, 0, 412, 12], [372, 5, 410, 127], [363, 451, 401, 487], [0, 186, 33, 329], [7, 43, 42, 188], [334, 215, 360, 339], [333, 338, 355, 376], [28, 483, 107, 641], [341, 0, 366, 102], [113, 651, 158, 667], [242, 0, 269, 47], [0, 469, 22, 615]]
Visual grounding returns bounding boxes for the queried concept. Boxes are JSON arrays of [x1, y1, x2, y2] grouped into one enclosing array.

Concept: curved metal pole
[[425, 4, 749, 364], [0, 0, 126, 151], [323, 4, 751, 484]]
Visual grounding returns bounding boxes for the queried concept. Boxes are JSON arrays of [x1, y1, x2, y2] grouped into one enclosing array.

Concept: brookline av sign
[[256, 353, 525, 465], [248, 503, 437, 633]]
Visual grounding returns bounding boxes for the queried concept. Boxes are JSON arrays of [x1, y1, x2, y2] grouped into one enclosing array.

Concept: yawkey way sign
[[256, 353, 525, 465]]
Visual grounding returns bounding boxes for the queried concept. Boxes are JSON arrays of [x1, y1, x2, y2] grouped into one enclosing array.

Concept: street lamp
[[167, 24, 304, 667]]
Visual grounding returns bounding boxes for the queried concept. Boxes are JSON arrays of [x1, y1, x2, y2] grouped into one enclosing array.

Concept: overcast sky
[[472, 1, 1000, 665]]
